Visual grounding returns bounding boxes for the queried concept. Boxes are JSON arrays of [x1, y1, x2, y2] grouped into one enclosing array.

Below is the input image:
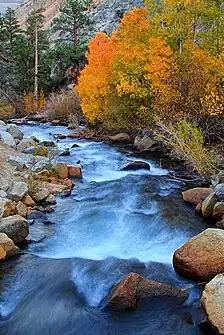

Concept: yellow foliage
[[24, 90, 46, 115], [0, 100, 14, 121]]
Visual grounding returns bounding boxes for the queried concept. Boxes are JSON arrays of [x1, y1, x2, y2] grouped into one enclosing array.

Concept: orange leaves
[[78, 8, 179, 127], [77, 33, 115, 123]]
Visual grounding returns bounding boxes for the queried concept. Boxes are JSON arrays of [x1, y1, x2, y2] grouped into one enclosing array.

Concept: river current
[[0, 124, 213, 335]]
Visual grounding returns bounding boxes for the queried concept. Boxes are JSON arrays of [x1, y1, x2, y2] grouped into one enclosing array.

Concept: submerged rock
[[121, 160, 151, 171], [109, 133, 131, 143], [0, 233, 19, 258], [0, 215, 29, 243], [173, 228, 224, 281], [201, 274, 224, 335], [182, 188, 213, 206], [105, 272, 189, 311]]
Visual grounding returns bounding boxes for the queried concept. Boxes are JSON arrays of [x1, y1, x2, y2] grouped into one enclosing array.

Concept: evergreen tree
[[52, 0, 93, 75]]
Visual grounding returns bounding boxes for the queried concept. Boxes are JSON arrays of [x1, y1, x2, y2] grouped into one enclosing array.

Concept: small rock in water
[[120, 161, 151, 171], [59, 149, 70, 156], [105, 272, 189, 311], [53, 134, 66, 140], [67, 165, 82, 178], [71, 143, 79, 148]]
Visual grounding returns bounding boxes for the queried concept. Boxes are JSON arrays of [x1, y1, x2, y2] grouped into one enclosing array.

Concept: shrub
[[0, 99, 14, 121], [154, 119, 218, 175], [47, 90, 82, 122], [32, 145, 49, 157]]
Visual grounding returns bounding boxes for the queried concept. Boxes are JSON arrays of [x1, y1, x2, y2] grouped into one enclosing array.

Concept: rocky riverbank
[[0, 120, 82, 258], [1, 119, 224, 334]]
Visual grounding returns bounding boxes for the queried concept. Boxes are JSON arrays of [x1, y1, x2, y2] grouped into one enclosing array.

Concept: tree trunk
[[34, 23, 38, 115]]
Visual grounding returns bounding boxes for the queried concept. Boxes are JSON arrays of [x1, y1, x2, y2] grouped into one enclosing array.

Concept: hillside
[[15, 0, 144, 33]]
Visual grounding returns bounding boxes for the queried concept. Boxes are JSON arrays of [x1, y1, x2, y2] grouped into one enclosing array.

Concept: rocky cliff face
[[15, 0, 144, 33]]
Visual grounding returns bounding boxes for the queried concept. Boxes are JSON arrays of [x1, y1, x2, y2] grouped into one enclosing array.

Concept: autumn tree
[[78, 8, 178, 129]]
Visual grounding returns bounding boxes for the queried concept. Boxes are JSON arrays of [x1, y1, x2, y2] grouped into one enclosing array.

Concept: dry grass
[[46, 90, 82, 122]]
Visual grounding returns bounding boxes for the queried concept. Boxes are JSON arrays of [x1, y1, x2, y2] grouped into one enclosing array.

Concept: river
[[0, 124, 213, 334]]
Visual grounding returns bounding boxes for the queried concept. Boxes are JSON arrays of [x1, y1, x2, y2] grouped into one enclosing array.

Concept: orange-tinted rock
[[68, 165, 82, 178], [182, 188, 213, 205], [54, 163, 68, 179], [173, 228, 224, 281], [16, 201, 28, 218], [63, 178, 73, 188], [22, 195, 36, 207], [0, 233, 19, 259], [0, 246, 6, 260], [106, 273, 189, 311]]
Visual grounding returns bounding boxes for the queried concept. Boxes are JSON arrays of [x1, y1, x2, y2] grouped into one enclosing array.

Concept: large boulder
[[67, 165, 82, 178], [0, 233, 19, 258], [8, 155, 25, 171], [215, 183, 224, 201], [0, 215, 29, 243], [7, 124, 24, 140], [182, 188, 213, 206], [0, 130, 16, 148], [173, 228, 224, 281], [17, 138, 36, 152], [201, 192, 218, 217], [54, 163, 68, 179], [134, 135, 156, 151], [201, 274, 224, 335], [33, 188, 50, 202], [213, 202, 224, 221], [0, 197, 15, 218], [109, 133, 131, 143], [120, 160, 151, 171], [9, 181, 28, 201], [31, 157, 54, 173], [105, 273, 189, 311]]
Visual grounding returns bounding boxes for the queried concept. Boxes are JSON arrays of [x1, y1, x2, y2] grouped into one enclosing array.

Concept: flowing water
[[0, 124, 213, 335]]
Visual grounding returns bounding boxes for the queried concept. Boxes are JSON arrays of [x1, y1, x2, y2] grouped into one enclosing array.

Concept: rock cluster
[[182, 172, 224, 227], [0, 121, 82, 261]]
